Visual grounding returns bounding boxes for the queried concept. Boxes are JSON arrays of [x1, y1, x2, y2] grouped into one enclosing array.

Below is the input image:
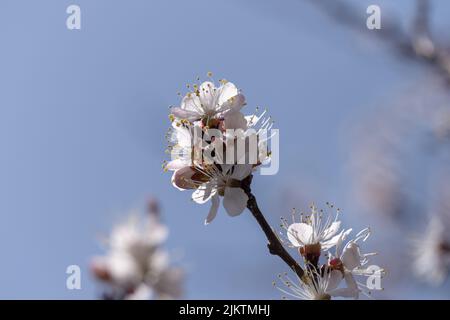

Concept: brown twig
[[309, 0, 450, 82], [241, 175, 305, 279]]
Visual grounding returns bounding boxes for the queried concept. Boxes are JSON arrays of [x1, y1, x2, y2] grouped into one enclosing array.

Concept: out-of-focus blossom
[[412, 216, 450, 286], [91, 201, 183, 300]]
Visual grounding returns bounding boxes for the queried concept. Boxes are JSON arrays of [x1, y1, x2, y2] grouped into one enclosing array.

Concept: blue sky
[[1, 0, 449, 299]]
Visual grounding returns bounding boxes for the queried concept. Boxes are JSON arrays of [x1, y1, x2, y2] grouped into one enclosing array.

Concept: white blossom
[[91, 210, 183, 299], [276, 204, 384, 300], [165, 74, 274, 224], [170, 80, 246, 123], [412, 216, 450, 286], [275, 267, 349, 300], [328, 228, 381, 298], [283, 205, 343, 255]]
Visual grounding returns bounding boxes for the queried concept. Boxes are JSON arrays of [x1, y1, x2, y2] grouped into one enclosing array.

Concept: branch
[[241, 175, 305, 279], [309, 0, 450, 82]]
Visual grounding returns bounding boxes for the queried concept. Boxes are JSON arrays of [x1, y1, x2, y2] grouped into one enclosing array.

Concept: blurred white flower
[[412, 216, 450, 286], [91, 204, 183, 300], [170, 79, 246, 123]]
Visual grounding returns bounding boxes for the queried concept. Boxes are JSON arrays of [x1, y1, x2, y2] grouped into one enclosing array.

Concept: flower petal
[[287, 223, 313, 247], [171, 167, 197, 190], [199, 81, 216, 110], [205, 194, 220, 225], [218, 93, 246, 114], [170, 107, 200, 121], [333, 228, 352, 257], [326, 270, 343, 292], [322, 221, 341, 240], [223, 111, 248, 130], [341, 243, 362, 270], [180, 93, 202, 113], [223, 187, 248, 216], [217, 82, 239, 106], [192, 183, 215, 204], [231, 164, 253, 180], [165, 159, 189, 171]]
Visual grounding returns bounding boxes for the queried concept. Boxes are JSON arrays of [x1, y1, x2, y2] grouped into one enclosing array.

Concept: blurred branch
[[242, 175, 305, 280], [309, 0, 450, 82]]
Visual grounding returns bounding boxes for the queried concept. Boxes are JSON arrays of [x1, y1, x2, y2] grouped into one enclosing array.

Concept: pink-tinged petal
[[329, 287, 359, 299], [199, 81, 216, 109], [219, 93, 246, 114], [326, 270, 343, 291], [223, 187, 248, 216], [223, 111, 248, 130], [205, 194, 220, 225], [231, 164, 253, 180], [180, 93, 202, 113], [170, 107, 201, 121], [171, 167, 196, 190], [341, 243, 362, 270], [341, 273, 360, 299], [165, 159, 189, 171], [287, 223, 313, 247]]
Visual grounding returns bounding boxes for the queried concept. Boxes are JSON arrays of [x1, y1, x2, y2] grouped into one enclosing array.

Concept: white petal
[[165, 159, 189, 171], [322, 221, 341, 240], [231, 164, 253, 180], [192, 183, 215, 204], [199, 81, 216, 110], [223, 111, 248, 130], [341, 273, 359, 299], [341, 243, 362, 270], [223, 187, 248, 216], [287, 223, 313, 247], [205, 194, 220, 225], [326, 270, 343, 292], [180, 93, 202, 113], [171, 167, 196, 190], [125, 284, 153, 300], [334, 228, 353, 257], [172, 124, 192, 147], [329, 287, 359, 299], [217, 82, 239, 105], [218, 93, 246, 114], [321, 230, 346, 251], [106, 252, 142, 288], [170, 107, 201, 121]]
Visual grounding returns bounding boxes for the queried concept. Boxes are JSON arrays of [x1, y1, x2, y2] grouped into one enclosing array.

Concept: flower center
[[299, 243, 322, 257], [316, 293, 331, 300], [329, 258, 344, 272]]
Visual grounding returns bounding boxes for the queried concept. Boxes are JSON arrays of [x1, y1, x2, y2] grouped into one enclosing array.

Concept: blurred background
[[1, 0, 449, 299]]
